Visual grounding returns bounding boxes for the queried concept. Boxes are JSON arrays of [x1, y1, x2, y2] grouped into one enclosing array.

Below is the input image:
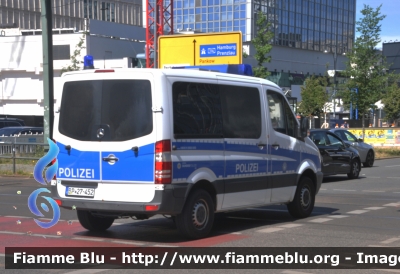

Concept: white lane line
[[31, 234, 62, 238], [257, 227, 285, 233], [111, 240, 145, 245], [380, 238, 400, 244], [385, 165, 400, 168], [281, 271, 314, 274], [153, 244, 178, 248], [308, 218, 332, 223], [0, 231, 24, 235], [368, 245, 388, 247], [4, 216, 31, 218], [328, 215, 349, 218], [72, 237, 104, 242], [276, 224, 303, 228], [346, 210, 369, 214], [367, 176, 381, 178], [364, 207, 385, 210], [231, 232, 242, 234], [0, 253, 4, 257], [383, 203, 400, 207], [376, 269, 400, 273], [112, 223, 125, 226], [333, 189, 356, 192], [387, 177, 400, 179], [362, 190, 385, 193]]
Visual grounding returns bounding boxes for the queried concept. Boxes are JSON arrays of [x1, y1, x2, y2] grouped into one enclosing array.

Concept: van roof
[[61, 68, 281, 90]]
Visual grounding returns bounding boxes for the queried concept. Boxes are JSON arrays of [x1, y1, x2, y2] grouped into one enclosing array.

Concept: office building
[[0, 0, 142, 31]]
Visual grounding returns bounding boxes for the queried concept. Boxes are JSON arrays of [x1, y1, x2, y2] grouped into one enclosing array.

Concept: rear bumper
[[51, 184, 187, 216]]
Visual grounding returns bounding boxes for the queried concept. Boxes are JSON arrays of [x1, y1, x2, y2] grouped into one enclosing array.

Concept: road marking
[[0, 231, 24, 235], [376, 269, 400, 273], [333, 189, 356, 192], [364, 207, 385, 210], [0, 254, 4, 257], [257, 227, 285, 233], [368, 245, 388, 247], [153, 244, 178, 248], [367, 176, 381, 178], [64, 269, 110, 274], [276, 224, 303, 228], [346, 210, 369, 214], [308, 218, 332, 223], [4, 216, 31, 218], [328, 215, 349, 218], [111, 240, 145, 245], [385, 165, 400, 168], [72, 237, 104, 242], [387, 177, 400, 179], [281, 271, 313, 274], [383, 203, 400, 207], [31, 233, 62, 238], [231, 232, 242, 234], [380, 238, 400, 244], [362, 190, 385, 193]]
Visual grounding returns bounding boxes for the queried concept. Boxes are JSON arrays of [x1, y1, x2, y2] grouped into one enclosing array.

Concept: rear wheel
[[77, 210, 114, 231], [347, 159, 360, 179], [175, 189, 214, 239], [363, 150, 374, 167], [287, 177, 315, 218]]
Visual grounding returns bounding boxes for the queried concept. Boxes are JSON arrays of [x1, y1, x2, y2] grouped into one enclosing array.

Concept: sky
[[356, 0, 400, 48]]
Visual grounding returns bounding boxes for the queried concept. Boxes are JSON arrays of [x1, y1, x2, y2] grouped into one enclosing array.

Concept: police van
[[52, 68, 323, 239]]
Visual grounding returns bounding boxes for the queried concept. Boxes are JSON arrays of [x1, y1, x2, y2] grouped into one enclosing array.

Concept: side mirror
[[358, 138, 363, 142], [344, 143, 351, 148]]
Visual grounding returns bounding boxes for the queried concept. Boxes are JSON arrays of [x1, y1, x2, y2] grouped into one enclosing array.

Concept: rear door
[[326, 132, 352, 173], [55, 72, 157, 203]]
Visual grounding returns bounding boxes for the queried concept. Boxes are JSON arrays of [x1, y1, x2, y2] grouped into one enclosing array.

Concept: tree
[[60, 32, 87, 74], [298, 76, 329, 128], [341, 5, 387, 138], [252, 11, 274, 79], [382, 82, 400, 122]]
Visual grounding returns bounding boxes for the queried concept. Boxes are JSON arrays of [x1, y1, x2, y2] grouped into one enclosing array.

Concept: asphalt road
[[1, 158, 400, 274]]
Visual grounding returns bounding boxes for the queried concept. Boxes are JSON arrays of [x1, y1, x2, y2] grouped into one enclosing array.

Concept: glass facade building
[[173, 0, 356, 54]]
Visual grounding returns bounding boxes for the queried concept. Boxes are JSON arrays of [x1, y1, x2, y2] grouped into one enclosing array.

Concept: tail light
[[155, 140, 172, 184]]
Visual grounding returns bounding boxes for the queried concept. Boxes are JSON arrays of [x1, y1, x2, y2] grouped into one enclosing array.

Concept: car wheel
[[287, 176, 315, 218], [347, 159, 360, 179], [363, 150, 374, 167], [175, 189, 214, 239], [77, 210, 114, 231]]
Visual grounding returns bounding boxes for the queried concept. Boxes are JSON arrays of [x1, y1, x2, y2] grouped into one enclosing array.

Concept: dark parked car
[[0, 126, 43, 136], [0, 118, 25, 129], [309, 129, 361, 179], [330, 128, 375, 167]]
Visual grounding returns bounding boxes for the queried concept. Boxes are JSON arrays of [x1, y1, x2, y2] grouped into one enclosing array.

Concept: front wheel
[[175, 189, 215, 239], [347, 159, 360, 179], [363, 150, 374, 167], [287, 177, 315, 218], [77, 210, 114, 231]]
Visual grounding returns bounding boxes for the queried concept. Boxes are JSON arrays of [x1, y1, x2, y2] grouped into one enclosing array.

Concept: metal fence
[[0, 134, 45, 174]]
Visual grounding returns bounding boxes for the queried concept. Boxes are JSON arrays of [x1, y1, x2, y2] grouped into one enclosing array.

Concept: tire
[[175, 189, 215, 239], [287, 176, 315, 218], [77, 210, 114, 231], [363, 150, 374, 167], [347, 159, 360, 179]]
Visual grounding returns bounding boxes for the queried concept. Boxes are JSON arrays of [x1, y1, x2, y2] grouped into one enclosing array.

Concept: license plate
[[66, 187, 95, 197]]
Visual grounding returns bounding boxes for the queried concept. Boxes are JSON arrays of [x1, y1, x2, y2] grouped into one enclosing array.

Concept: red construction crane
[[145, 0, 173, 68]]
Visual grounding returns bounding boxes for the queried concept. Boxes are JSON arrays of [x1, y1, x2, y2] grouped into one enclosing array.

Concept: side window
[[344, 131, 357, 142], [220, 85, 262, 139], [335, 130, 346, 140], [172, 82, 223, 138], [310, 132, 328, 146], [327, 133, 343, 147], [267, 90, 297, 137], [6, 122, 20, 127]]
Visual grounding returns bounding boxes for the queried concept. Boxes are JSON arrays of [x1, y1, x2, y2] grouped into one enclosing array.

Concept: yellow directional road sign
[[158, 32, 242, 68]]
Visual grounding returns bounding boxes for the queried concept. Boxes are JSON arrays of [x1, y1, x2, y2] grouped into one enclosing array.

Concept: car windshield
[[344, 131, 358, 142]]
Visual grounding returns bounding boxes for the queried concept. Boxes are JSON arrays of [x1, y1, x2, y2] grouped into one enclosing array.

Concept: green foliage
[[298, 76, 329, 118], [252, 11, 273, 79], [341, 5, 388, 133], [382, 81, 400, 121], [60, 32, 87, 74]]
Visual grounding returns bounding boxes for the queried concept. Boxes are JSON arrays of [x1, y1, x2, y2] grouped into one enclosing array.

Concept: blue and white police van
[[51, 67, 323, 239]]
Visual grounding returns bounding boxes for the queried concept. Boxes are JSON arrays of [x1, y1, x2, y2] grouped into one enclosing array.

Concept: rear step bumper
[[51, 184, 187, 215]]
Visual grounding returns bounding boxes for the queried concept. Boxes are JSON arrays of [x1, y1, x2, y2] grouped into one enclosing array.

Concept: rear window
[[59, 80, 152, 141]]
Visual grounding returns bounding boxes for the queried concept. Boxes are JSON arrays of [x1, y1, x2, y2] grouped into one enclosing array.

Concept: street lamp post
[[325, 46, 338, 120]]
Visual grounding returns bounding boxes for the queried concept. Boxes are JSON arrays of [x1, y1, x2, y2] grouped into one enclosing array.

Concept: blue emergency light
[[84, 55, 94, 70], [172, 64, 253, 76]]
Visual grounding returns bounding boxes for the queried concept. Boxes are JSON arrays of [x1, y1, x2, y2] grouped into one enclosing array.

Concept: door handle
[[257, 143, 266, 148], [272, 144, 280, 150], [102, 155, 119, 162]]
